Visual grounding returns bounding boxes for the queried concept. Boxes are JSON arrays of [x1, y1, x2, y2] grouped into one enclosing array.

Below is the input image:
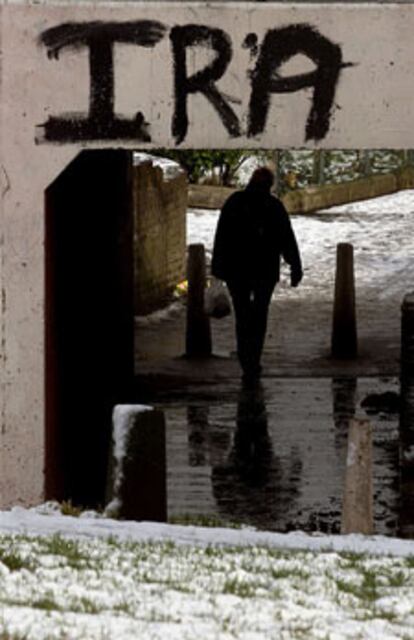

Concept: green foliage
[[39, 534, 89, 569], [31, 597, 61, 612], [222, 577, 257, 598], [0, 552, 33, 572], [0, 542, 34, 572], [60, 500, 83, 518], [155, 149, 268, 185]]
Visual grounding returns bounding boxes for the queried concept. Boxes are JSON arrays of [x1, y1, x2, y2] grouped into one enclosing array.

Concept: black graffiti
[[170, 25, 241, 144], [38, 21, 166, 142], [248, 24, 348, 141], [37, 20, 351, 145]]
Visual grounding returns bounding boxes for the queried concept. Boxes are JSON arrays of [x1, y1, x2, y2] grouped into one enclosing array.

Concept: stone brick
[[133, 161, 187, 315]]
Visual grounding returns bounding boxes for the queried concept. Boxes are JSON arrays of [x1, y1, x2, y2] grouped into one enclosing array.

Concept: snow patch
[[346, 442, 357, 467], [105, 405, 154, 516], [2, 508, 414, 558], [134, 301, 183, 326], [133, 152, 183, 180]]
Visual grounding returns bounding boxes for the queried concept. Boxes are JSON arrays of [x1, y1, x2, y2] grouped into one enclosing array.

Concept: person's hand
[[291, 269, 303, 288]]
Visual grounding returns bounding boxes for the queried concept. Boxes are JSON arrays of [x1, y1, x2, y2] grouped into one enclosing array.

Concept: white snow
[[3, 190, 414, 639], [106, 406, 154, 517], [1, 509, 414, 639], [187, 189, 414, 302], [403, 446, 414, 463], [133, 152, 183, 179], [134, 301, 184, 325], [1, 507, 414, 558], [346, 442, 357, 467]]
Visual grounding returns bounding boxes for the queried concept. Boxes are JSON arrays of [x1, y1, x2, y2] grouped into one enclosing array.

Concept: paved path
[[133, 196, 414, 535]]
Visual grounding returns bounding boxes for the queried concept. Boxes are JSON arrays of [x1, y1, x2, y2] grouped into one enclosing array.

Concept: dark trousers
[[227, 279, 276, 375]]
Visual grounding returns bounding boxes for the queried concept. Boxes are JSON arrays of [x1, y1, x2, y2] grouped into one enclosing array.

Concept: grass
[[1, 534, 414, 639], [0, 550, 33, 573], [222, 577, 258, 598], [37, 534, 92, 569], [59, 501, 83, 518]]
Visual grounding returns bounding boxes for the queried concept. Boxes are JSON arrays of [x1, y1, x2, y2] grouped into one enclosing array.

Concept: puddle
[[157, 377, 401, 535]]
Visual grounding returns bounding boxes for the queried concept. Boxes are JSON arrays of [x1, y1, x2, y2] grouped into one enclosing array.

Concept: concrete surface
[[134, 287, 405, 535]]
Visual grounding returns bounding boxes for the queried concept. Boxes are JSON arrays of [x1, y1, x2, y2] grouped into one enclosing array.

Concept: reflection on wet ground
[[160, 377, 400, 535]]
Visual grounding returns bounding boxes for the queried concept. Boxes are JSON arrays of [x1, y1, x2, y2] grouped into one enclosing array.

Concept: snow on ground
[[1, 508, 414, 639], [3, 190, 413, 638], [187, 189, 414, 301]]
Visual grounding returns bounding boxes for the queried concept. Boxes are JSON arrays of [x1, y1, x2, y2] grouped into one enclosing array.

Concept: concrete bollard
[[399, 292, 414, 537], [341, 418, 374, 535], [401, 293, 414, 379], [186, 243, 212, 357], [106, 405, 167, 522], [331, 243, 358, 359]]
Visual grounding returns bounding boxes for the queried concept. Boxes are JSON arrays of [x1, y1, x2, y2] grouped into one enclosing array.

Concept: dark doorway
[[45, 150, 134, 507]]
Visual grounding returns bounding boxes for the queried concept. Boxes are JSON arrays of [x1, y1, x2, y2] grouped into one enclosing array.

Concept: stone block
[[107, 405, 167, 522]]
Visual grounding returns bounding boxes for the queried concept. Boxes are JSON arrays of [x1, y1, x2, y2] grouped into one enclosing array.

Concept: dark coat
[[211, 185, 302, 284]]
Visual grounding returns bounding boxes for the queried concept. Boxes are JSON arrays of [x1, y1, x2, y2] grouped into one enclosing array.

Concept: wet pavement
[[134, 192, 414, 537], [135, 374, 400, 536]]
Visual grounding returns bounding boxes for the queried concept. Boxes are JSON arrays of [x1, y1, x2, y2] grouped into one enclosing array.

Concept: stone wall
[[282, 166, 414, 215], [133, 161, 187, 314], [188, 166, 414, 213]]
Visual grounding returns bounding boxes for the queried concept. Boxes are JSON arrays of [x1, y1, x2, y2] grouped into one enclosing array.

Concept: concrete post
[[331, 243, 358, 359], [341, 418, 374, 535], [399, 293, 414, 537], [107, 405, 167, 522], [401, 293, 414, 379], [186, 243, 212, 357]]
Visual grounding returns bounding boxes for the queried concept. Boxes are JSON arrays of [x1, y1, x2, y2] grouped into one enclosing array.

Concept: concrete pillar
[[341, 418, 374, 535], [107, 405, 167, 522], [186, 243, 212, 357], [399, 293, 414, 537], [401, 293, 414, 379], [331, 243, 358, 359]]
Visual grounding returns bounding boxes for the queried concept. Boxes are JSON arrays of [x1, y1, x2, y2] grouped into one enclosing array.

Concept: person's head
[[248, 167, 274, 192]]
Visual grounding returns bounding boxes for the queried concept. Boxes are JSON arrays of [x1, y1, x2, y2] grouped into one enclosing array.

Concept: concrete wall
[[133, 162, 187, 314], [188, 166, 414, 212], [283, 166, 414, 214], [2, 1, 414, 508]]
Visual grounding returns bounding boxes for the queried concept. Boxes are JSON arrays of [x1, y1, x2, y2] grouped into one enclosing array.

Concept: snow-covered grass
[[1, 527, 414, 639], [2, 509, 414, 639]]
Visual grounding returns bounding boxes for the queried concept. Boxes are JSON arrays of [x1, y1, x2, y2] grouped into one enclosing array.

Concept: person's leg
[[227, 282, 254, 374], [250, 280, 276, 372]]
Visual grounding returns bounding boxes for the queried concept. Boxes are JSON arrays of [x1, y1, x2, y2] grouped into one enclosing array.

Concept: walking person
[[211, 167, 302, 382]]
